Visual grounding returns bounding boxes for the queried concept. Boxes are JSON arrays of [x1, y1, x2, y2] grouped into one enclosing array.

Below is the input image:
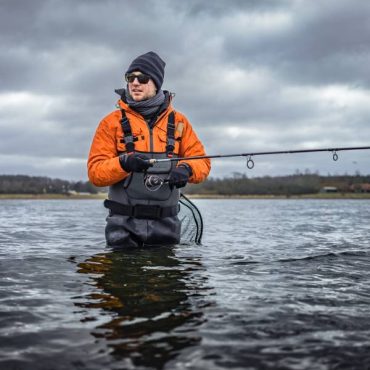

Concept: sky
[[1, 0, 370, 181]]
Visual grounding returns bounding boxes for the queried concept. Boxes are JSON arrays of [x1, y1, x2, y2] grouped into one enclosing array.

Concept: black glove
[[119, 153, 152, 173], [168, 165, 192, 189]]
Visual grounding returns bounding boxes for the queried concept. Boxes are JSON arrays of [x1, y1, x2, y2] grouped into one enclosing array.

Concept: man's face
[[127, 71, 157, 101]]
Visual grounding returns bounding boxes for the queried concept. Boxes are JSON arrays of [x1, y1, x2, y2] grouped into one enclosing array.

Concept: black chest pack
[[120, 110, 176, 157]]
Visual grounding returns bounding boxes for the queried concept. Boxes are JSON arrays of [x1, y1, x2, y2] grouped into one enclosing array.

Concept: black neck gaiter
[[125, 89, 166, 119]]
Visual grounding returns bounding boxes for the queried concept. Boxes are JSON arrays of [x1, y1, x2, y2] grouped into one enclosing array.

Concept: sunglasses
[[125, 73, 151, 84]]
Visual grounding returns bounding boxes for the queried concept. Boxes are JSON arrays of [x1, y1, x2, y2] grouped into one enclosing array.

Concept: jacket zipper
[[146, 112, 165, 153], [148, 125, 153, 153], [144, 119, 154, 153]]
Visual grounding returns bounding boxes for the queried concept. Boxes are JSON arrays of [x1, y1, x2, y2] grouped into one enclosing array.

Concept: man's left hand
[[168, 165, 192, 188]]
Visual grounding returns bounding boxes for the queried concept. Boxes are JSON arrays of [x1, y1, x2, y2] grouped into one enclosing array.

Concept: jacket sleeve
[[177, 114, 211, 184], [87, 118, 128, 187]]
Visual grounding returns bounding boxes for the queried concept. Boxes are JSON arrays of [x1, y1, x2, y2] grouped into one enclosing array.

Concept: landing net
[[178, 193, 203, 245]]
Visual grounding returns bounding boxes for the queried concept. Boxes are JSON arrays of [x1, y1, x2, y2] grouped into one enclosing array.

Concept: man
[[88, 51, 210, 248]]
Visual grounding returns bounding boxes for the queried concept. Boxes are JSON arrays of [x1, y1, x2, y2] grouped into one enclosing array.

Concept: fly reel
[[144, 174, 166, 191]]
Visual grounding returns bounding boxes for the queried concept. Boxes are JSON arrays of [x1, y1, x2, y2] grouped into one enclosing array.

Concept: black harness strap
[[120, 110, 135, 154], [121, 109, 176, 156], [166, 111, 176, 157], [104, 199, 179, 219]]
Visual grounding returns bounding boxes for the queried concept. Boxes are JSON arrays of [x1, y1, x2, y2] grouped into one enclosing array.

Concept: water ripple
[[1, 199, 370, 369]]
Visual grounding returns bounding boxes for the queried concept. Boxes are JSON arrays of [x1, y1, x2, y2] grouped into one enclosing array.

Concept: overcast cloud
[[1, 0, 369, 181]]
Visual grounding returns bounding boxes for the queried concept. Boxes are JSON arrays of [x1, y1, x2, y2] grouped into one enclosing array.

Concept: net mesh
[[178, 193, 203, 245]]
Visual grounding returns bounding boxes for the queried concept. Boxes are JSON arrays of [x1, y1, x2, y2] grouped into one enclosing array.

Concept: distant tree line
[[1, 173, 370, 196], [0, 175, 104, 194], [184, 172, 370, 196]]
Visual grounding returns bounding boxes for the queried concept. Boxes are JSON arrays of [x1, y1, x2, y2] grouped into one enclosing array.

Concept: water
[[1, 199, 370, 369]]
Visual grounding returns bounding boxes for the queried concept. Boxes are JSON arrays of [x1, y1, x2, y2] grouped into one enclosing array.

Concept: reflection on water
[[75, 246, 210, 369]]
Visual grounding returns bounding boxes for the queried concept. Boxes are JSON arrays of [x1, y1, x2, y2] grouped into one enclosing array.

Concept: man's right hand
[[119, 153, 152, 173]]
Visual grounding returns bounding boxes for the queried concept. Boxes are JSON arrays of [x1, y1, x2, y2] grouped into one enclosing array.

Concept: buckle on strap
[[120, 110, 135, 153], [166, 111, 176, 157], [133, 204, 161, 219]]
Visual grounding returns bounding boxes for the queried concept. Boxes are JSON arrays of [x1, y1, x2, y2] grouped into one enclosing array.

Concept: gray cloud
[[223, 1, 370, 87], [0, 0, 369, 180]]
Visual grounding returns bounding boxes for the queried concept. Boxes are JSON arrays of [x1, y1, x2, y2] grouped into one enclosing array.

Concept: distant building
[[320, 186, 338, 193]]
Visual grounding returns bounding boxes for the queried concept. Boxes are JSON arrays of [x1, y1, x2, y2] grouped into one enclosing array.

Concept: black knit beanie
[[126, 51, 166, 90]]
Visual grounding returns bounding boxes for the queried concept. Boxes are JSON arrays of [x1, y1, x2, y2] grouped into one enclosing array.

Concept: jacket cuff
[[177, 163, 193, 177]]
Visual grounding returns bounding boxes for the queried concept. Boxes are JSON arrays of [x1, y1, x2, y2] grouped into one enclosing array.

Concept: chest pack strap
[[120, 110, 135, 154], [104, 199, 179, 219], [166, 111, 176, 158], [120, 109, 176, 156]]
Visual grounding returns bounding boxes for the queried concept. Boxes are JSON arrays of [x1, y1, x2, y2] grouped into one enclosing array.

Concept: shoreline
[[1, 193, 370, 200]]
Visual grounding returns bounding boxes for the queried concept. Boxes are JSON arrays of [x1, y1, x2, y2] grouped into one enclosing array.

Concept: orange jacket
[[88, 98, 211, 187]]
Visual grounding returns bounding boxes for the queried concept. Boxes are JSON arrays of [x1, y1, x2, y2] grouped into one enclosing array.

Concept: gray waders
[[104, 151, 180, 248]]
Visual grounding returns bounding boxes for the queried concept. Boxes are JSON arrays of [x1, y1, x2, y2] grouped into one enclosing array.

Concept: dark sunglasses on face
[[125, 73, 151, 84]]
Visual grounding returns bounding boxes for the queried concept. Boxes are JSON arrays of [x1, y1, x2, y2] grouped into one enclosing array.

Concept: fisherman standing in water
[[88, 51, 210, 248]]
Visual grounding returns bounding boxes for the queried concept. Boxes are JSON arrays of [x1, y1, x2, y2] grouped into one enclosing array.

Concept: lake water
[[1, 198, 370, 369]]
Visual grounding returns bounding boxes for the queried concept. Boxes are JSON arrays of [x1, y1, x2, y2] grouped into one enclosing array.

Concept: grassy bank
[[0, 193, 107, 200], [1, 193, 370, 200], [190, 193, 370, 199]]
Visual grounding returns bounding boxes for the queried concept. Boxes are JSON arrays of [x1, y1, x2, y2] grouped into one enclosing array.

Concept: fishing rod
[[149, 145, 370, 169], [143, 145, 370, 191]]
